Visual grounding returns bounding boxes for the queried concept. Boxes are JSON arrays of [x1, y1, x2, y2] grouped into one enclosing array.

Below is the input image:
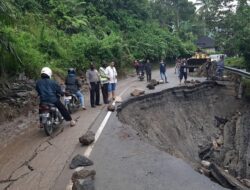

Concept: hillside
[[0, 0, 197, 78]]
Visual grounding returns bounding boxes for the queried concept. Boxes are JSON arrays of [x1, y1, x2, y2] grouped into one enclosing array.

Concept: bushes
[[0, 0, 197, 78], [225, 57, 246, 69]]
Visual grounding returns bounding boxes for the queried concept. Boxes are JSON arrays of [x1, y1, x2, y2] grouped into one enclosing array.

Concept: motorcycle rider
[[65, 68, 86, 110], [36, 67, 76, 127]]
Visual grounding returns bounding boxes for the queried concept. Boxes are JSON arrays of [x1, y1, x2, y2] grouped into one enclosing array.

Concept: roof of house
[[196, 36, 215, 49]]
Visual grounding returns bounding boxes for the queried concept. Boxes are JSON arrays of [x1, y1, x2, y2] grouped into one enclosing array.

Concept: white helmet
[[41, 67, 52, 78]]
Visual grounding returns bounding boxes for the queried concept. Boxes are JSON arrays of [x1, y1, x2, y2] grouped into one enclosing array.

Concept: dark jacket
[[145, 62, 152, 74], [65, 74, 81, 93], [138, 62, 145, 73], [180, 65, 188, 73], [160, 63, 166, 73], [36, 78, 63, 104]]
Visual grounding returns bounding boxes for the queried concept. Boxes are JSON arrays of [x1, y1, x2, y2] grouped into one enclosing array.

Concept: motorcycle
[[64, 91, 81, 114], [138, 71, 144, 81], [39, 103, 64, 136]]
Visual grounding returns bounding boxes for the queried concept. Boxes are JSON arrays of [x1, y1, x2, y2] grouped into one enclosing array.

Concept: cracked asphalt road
[[0, 68, 227, 190]]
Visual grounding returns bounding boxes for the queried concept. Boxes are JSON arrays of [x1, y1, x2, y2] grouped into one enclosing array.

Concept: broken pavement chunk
[[79, 131, 95, 146], [131, 89, 145, 96], [70, 154, 94, 169]]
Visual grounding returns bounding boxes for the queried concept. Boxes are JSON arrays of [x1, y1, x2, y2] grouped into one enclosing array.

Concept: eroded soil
[[118, 81, 250, 189]]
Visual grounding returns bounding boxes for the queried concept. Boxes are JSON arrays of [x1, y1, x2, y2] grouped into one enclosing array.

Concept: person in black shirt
[[65, 68, 86, 110], [179, 60, 188, 85], [145, 59, 152, 82]]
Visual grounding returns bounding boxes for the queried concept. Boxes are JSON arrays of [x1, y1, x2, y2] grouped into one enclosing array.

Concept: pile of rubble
[[68, 131, 96, 190], [197, 111, 250, 190]]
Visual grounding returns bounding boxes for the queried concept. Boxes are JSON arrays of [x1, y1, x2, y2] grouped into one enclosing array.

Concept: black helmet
[[68, 68, 75, 74]]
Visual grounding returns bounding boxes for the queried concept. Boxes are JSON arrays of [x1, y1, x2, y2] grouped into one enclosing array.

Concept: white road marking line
[[66, 85, 131, 190], [84, 111, 112, 157], [84, 84, 130, 157]]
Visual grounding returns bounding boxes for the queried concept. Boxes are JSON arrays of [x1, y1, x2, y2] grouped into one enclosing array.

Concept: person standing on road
[[138, 59, 144, 76], [179, 60, 188, 85], [175, 58, 181, 75], [145, 59, 152, 82], [216, 55, 225, 79], [205, 58, 212, 80], [106, 61, 117, 102], [65, 68, 86, 110], [86, 63, 101, 108], [99, 62, 109, 104], [133, 60, 139, 75], [36, 67, 76, 127], [160, 60, 168, 83]]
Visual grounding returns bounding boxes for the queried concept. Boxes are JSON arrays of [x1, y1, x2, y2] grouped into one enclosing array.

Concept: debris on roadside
[[79, 131, 95, 146], [209, 163, 248, 190], [71, 169, 96, 190], [201, 160, 211, 169], [72, 177, 95, 190], [115, 96, 122, 103], [72, 169, 96, 182], [149, 79, 159, 86], [146, 79, 162, 90], [107, 105, 115, 112], [70, 154, 94, 169], [241, 179, 250, 188], [146, 83, 155, 90], [130, 89, 145, 96]]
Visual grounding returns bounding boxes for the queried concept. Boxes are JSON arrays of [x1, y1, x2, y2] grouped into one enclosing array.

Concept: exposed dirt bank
[[118, 81, 250, 189]]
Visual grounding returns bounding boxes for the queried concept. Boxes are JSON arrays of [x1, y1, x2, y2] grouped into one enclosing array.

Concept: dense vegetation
[[0, 0, 250, 78]]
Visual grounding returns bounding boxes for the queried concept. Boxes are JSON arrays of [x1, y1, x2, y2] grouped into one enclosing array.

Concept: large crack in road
[[0, 139, 52, 190], [118, 81, 250, 189]]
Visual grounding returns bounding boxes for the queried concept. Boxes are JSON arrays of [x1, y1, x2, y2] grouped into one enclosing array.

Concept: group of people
[[86, 61, 117, 107], [133, 59, 152, 82], [36, 61, 118, 127], [175, 55, 225, 83], [133, 59, 168, 83]]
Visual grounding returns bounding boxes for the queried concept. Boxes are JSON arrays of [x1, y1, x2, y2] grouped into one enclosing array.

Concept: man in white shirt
[[106, 61, 117, 102]]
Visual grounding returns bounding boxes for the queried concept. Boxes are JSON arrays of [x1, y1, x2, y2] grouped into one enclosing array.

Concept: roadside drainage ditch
[[118, 81, 250, 190]]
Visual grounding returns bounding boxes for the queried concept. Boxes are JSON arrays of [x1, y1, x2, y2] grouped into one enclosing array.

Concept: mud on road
[[118, 81, 250, 189]]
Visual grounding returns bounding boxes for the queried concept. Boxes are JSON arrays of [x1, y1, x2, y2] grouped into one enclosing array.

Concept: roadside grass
[[225, 57, 246, 69]]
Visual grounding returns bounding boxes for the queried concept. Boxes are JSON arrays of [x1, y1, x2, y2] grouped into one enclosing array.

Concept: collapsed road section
[[118, 81, 250, 190]]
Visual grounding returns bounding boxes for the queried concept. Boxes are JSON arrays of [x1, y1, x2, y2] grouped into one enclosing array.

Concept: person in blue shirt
[[160, 60, 168, 83], [36, 67, 76, 126]]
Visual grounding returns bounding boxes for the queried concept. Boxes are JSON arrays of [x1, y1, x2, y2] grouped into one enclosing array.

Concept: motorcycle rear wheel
[[44, 118, 53, 136]]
